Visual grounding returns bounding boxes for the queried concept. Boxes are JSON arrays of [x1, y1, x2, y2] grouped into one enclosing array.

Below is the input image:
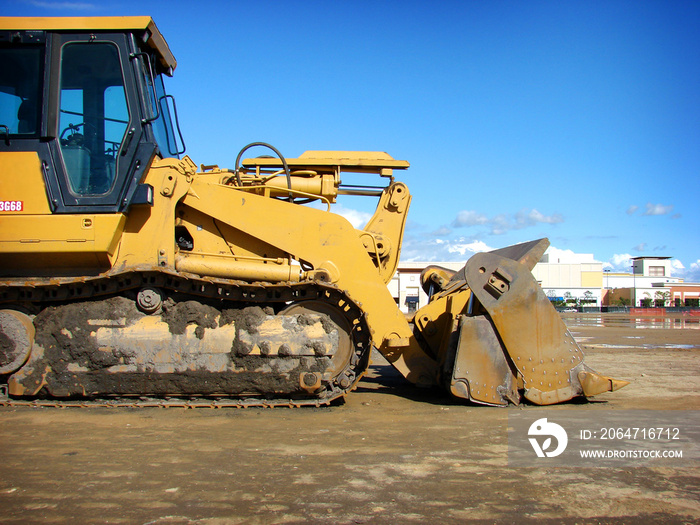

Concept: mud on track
[[0, 313, 698, 524]]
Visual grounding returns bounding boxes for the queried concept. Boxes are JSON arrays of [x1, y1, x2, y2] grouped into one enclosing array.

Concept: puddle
[[564, 316, 700, 330], [587, 343, 698, 350]]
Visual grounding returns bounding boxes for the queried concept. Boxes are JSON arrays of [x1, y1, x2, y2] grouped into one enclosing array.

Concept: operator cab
[[0, 17, 184, 213]]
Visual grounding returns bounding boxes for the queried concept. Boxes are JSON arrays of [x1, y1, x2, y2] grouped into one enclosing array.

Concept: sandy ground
[[0, 313, 698, 524]]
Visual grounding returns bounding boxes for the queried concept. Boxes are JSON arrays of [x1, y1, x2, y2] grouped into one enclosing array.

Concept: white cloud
[[28, 0, 97, 9], [489, 214, 510, 235], [628, 202, 678, 217], [452, 210, 488, 227], [399, 235, 494, 262], [544, 246, 598, 264], [447, 240, 493, 256], [603, 253, 633, 272], [331, 205, 372, 229], [516, 209, 564, 227], [634, 243, 647, 252], [670, 259, 700, 283], [431, 226, 452, 236], [451, 208, 563, 235], [642, 203, 674, 216], [546, 247, 578, 264], [688, 261, 700, 282], [310, 202, 374, 229]]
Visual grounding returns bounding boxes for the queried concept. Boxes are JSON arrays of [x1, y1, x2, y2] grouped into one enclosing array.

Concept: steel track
[[0, 268, 372, 408]]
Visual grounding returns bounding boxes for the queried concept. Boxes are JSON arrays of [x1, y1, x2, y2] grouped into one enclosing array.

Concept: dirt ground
[[1, 313, 698, 524]]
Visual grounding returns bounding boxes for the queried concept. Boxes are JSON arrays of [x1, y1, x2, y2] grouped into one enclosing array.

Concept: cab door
[[46, 32, 152, 212]]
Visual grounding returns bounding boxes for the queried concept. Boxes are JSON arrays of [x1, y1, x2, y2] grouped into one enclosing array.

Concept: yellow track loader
[[0, 17, 627, 407]]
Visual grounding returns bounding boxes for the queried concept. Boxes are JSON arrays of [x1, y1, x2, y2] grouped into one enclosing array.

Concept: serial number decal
[[0, 200, 24, 212]]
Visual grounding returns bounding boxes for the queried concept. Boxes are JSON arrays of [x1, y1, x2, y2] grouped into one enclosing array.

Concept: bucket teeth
[[578, 370, 630, 396]]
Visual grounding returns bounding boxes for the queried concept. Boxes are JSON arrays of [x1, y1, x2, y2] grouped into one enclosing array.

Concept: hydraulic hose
[[234, 142, 293, 202]]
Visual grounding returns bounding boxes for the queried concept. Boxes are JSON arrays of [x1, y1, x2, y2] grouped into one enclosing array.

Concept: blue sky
[[5, 0, 700, 280]]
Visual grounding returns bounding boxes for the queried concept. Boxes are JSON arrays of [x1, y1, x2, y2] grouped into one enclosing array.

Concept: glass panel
[[138, 54, 158, 121], [135, 51, 184, 158], [104, 85, 129, 185], [58, 42, 129, 195], [0, 47, 42, 135], [153, 73, 182, 158]]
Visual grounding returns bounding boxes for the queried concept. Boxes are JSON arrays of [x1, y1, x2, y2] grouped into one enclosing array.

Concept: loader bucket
[[444, 239, 628, 405]]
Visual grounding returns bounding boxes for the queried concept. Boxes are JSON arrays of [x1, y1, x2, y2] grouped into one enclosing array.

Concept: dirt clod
[[161, 300, 219, 335]]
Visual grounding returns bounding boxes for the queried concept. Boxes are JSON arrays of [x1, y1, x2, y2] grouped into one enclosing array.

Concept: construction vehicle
[[0, 16, 627, 407]]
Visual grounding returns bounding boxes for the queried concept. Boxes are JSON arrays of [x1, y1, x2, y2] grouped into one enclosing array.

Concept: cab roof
[[0, 16, 176, 72]]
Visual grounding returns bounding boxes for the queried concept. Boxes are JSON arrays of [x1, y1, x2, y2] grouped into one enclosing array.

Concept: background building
[[603, 256, 689, 307], [390, 253, 699, 312], [388, 261, 464, 313], [531, 252, 603, 307]]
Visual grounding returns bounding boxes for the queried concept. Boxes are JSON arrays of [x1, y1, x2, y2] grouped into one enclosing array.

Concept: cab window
[[58, 42, 129, 195], [0, 47, 42, 136], [137, 52, 183, 159]]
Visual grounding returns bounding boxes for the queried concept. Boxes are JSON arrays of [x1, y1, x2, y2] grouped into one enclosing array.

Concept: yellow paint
[[0, 215, 125, 253], [0, 16, 176, 71], [0, 152, 51, 214]]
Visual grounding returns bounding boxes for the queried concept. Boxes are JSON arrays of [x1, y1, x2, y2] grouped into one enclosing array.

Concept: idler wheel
[[137, 287, 164, 314], [281, 300, 354, 382], [0, 310, 35, 374]]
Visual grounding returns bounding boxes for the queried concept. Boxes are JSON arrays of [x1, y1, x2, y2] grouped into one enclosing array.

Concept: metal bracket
[[484, 266, 513, 299], [161, 172, 177, 197]]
